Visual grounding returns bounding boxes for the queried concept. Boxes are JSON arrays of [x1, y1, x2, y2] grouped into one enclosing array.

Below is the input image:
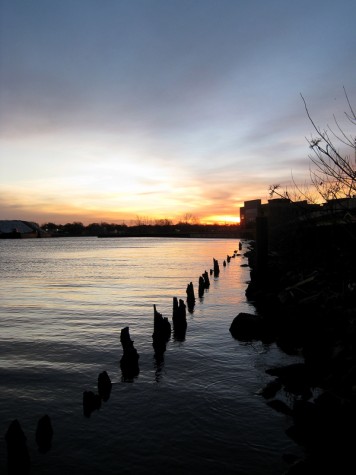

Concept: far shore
[[97, 232, 243, 239]]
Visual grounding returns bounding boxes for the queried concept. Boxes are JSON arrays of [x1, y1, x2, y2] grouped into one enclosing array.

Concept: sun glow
[[201, 215, 241, 225]]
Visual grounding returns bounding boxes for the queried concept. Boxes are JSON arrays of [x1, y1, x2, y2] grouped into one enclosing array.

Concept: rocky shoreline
[[232, 224, 356, 474]]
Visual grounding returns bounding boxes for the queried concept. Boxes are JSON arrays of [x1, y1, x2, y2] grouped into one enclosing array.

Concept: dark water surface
[[0, 237, 302, 474]]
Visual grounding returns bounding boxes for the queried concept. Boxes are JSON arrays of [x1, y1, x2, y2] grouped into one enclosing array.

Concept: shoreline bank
[[238, 233, 356, 474]]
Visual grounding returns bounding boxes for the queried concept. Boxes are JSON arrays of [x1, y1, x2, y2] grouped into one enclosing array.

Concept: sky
[[0, 0, 355, 225]]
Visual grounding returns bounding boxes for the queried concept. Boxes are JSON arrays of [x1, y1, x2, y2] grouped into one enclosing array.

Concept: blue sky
[[0, 0, 355, 224]]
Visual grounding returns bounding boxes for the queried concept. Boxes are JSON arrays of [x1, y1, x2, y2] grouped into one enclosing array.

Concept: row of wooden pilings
[[118, 242, 243, 382], [82, 244, 243, 417], [4, 242, 244, 474]]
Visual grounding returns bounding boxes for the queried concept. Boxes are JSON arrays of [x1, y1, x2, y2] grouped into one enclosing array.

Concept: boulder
[[266, 363, 314, 396], [229, 312, 267, 341]]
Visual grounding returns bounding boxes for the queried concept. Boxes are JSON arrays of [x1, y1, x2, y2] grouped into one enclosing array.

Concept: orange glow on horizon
[[200, 215, 241, 225], [0, 184, 246, 226]]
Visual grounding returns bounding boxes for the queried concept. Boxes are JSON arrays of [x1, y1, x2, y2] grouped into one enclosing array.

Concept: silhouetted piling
[[153, 305, 171, 342], [35, 415, 53, 453], [172, 297, 187, 340], [5, 420, 30, 475], [239, 242, 242, 250], [98, 370, 112, 402], [198, 275, 205, 298], [213, 258, 220, 277], [186, 282, 196, 311], [152, 304, 171, 356], [173, 297, 187, 322], [223, 260, 226, 267], [120, 326, 140, 379], [227, 255, 231, 263], [83, 391, 101, 417], [202, 270, 210, 288]]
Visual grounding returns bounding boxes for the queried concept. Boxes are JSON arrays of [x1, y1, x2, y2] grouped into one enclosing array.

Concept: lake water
[[0, 237, 303, 474]]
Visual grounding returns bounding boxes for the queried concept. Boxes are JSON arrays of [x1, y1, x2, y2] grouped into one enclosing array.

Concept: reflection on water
[[0, 237, 303, 474]]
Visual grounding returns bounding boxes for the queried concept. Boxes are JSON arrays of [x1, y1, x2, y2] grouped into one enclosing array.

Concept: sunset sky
[[1, 0, 355, 225]]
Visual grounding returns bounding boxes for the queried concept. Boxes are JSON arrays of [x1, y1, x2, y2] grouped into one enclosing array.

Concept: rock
[[229, 312, 268, 341], [283, 459, 310, 475], [266, 399, 293, 416], [266, 363, 314, 396], [259, 378, 282, 399]]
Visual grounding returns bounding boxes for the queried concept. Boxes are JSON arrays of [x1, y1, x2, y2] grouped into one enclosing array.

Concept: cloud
[[1, 0, 355, 224]]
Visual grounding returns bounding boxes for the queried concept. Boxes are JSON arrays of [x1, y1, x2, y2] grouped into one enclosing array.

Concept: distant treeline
[[41, 221, 241, 237]]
